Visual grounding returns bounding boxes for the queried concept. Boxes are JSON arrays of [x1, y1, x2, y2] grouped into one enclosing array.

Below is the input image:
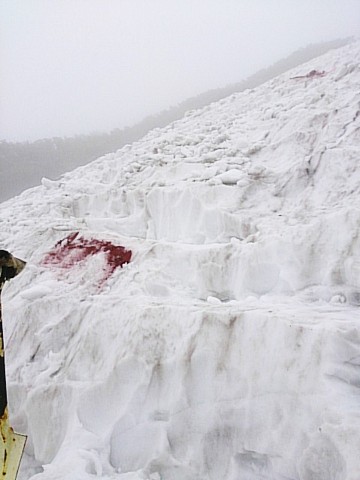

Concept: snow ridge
[[1, 41, 360, 480]]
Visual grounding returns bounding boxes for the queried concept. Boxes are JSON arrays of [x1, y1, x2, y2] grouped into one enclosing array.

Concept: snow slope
[[1, 40, 360, 480]]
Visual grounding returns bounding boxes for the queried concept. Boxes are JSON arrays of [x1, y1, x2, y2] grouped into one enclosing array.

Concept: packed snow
[[0, 41, 360, 480]]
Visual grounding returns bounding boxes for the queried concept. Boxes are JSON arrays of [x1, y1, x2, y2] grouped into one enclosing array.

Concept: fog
[[1, 0, 359, 142]]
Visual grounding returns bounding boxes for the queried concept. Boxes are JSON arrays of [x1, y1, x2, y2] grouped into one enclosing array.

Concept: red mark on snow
[[291, 70, 326, 80], [43, 232, 132, 284]]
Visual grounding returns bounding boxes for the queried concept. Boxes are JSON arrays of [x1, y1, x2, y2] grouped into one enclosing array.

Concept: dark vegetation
[[0, 38, 352, 203]]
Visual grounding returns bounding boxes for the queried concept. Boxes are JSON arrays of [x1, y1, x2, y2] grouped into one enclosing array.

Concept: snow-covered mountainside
[[1, 41, 360, 480]]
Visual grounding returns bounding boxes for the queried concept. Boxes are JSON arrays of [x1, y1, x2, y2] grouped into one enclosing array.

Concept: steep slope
[[0, 38, 352, 204], [0, 41, 360, 480]]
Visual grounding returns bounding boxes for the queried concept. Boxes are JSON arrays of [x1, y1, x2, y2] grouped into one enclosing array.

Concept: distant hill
[[0, 37, 352, 203]]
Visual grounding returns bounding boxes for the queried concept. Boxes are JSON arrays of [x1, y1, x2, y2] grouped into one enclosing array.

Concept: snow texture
[[1, 41, 360, 480]]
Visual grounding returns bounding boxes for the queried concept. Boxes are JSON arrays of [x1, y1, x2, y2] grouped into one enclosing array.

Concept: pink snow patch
[[291, 69, 327, 80], [43, 232, 132, 284]]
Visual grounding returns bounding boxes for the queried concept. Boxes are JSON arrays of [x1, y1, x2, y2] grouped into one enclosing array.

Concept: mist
[[1, 0, 359, 142]]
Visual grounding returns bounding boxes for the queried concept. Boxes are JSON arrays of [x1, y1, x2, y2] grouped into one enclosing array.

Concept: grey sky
[[1, 0, 359, 142]]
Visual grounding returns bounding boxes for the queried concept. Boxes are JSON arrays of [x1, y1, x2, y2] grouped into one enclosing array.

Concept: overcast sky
[[1, 0, 359, 142]]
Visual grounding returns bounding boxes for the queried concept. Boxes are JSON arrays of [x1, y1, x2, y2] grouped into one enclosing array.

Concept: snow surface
[[1, 41, 360, 480]]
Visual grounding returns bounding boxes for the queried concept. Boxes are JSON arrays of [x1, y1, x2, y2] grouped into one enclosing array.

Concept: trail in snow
[[0, 41, 360, 480]]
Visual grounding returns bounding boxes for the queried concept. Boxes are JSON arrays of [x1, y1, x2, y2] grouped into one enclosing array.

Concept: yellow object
[[0, 251, 27, 479], [0, 409, 26, 479]]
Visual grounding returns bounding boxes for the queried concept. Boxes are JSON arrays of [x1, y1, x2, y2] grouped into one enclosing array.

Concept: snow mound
[[1, 41, 360, 480]]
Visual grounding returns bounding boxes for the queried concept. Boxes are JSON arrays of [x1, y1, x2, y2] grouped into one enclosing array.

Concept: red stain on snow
[[43, 232, 132, 284], [291, 69, 326, 80]]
